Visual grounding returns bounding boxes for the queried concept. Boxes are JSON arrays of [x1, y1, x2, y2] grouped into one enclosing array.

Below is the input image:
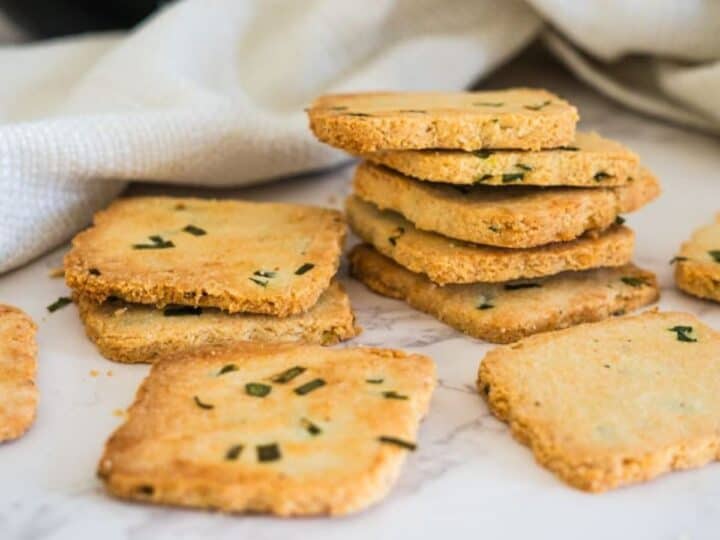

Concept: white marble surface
[[1, 50, 720, 539]]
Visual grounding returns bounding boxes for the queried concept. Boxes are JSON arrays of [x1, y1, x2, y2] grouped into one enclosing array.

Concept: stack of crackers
[[308, 89, 661, 342], [63, 197, 360, 363]]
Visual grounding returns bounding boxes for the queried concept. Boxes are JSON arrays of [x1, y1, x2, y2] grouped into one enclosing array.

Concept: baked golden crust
[[361, 131, 639, 187], [478, 311, 720, 492], [353, 162, 660, 248], [77, 281, 360, 363], [64, 197, 345, 316], [674, 214, 720, 303], [346, 196, 635, 285], [308, 89, 578, 152], [98, 343, 436, 516], [349, 244, 659, 344], [0, 305, 37, 442]]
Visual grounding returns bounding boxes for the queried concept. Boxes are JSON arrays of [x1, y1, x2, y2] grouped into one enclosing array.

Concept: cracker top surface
[[678, 214, 720, 269], [64, 197, 345, 315]]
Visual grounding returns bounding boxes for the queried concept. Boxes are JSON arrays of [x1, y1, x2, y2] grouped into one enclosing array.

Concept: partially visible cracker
[[362, 131, 639, 187], [353, 162, 659, 248], [64, 197, 345, 316], [346, 196, 634, 285], [349, 244, 659, 344], [98, 343, 436, 516], [308, 88, 578, 152], [0, 305, 38, 442], [674, 214, 720, 303], [478, 311, 720, 492], [77, 281, 360, 363]]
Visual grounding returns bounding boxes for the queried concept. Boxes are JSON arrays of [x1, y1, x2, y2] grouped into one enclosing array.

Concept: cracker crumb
[[48, 267, 65, 278], [90, 369, 100, 377]]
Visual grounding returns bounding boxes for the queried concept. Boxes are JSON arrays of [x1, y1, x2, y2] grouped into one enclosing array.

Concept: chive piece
[[502, 172, 524, 183], [89, 268, 101, 276], [477, 302, 494, 310], [398, 109, 427, 113], [217, 364, 238, 375], [295, 263, 315, 275], [473, 102, 503, 107], [245, 382, 271, 397], [225, 444, 243, 461], [378, 436, 416, 451], [504, 282, 541, 290], [709, 250, 720, 263], [515, 163, 532, 171], [615, 216, 626, 226], [47, 296, 72, 313], [301, 418, 322, 436], [621, 276, 648, 288], [383, 390, 408, 400], [163, 305, 202, 316], [669, 256, 688, 265], [366, 378, 384, 384], [294, 378, 326, 395], [558, 145, 579, 151], [132, 235, 175, 249], [249, 277, 268, 287], [271, 366, 306, 383], [488, 224, 501, 233], [473, 150, 493, 159], [183, 224, 206, 236], [524, 100, 551, 111], [254, 270, 277, 278], [345, 112, 371, 117], [257, 443, 281, 462], [388, 227, 405, 246], [193, 395, 214, 410], [474, 174, 493, 184], [136, 484, 155, 496], [594, 171, 613, 181], [668, 325, 697, 343]]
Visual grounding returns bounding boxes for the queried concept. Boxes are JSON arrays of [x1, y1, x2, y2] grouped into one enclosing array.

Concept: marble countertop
[[1, 51, 720, 539]]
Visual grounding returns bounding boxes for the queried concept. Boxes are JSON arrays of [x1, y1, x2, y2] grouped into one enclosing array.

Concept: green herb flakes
[[254, 270, 277, 278], [383, 390, 408, 400], [473, 150, 493, 159], [193, 395, 214, 409], [163, 305, 202, 316], [378, 436, 416, 451], [615, 216, 626, 226], [502, 172, 524, 183], [47, 296, 72, 313], [668, 325, 697, 343], [257, 443, 281, 462], [477, 302, 494, 310], [389, 227, 405, 246], [295, 263, 315, 275], [558, 145, 579, 151], [524, 100, 551, 111], [245, 382, 272, 397], [183, 224, 206, 236], [132, 235, 175, 250], [473, 102, 504, 107], [225, 444, 243, 461], [669, 256, 688, 265], [217, 364, 238, 376], [294, 378, 326, 395], [621, 276, 648, 288], [366, 378, 384, 384], [709, 250, 720, 263], [249, 277, 268, 288], [345, 112, 371, 117], [593, 171, 613, 181], [474, 174, 493, 184], [271, 366, 306, 383], [301, 418, 322, 436], [504, 282, 541, 290], [515, 163, 532, 171]]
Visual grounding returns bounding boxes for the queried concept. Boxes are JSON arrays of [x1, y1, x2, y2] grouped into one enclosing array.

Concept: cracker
[[478, 311, 720, 492], [362, 131, 639, 187], [98, 343, 436, 515], [77, 281, 360, 363], [308, 88, 578, 152], [0, 305, 38, 442], [349, 244, 659, 344], [346, 196, 635, 285], [674, 214, 720, 303], [353, 162, 659, 248], [64, 197, 345, 316]]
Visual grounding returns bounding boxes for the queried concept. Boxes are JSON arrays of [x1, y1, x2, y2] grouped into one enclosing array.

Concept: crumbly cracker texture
[[674, 214, 720, 303]]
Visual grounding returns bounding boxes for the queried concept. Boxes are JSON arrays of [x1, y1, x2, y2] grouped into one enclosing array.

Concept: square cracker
[[64, 197, 345, 316], [0, 305, 37, 442], [478, 311, 720, 492], [361, 131, 640, 187], [346, 195, 635, 285], [353, 162, 660, 248], [674, 214, 720, 303], [98, 343, 436, 515], [77, 281, 360, 363], [308, 88, 578, 152], [349, 244, 659, 344]]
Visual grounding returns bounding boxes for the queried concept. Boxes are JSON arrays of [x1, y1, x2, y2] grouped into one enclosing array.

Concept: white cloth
[[0, 0, 717, 273]]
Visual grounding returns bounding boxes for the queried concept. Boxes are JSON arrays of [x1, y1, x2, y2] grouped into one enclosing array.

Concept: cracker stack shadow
[[307, 88, 661, 343]]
